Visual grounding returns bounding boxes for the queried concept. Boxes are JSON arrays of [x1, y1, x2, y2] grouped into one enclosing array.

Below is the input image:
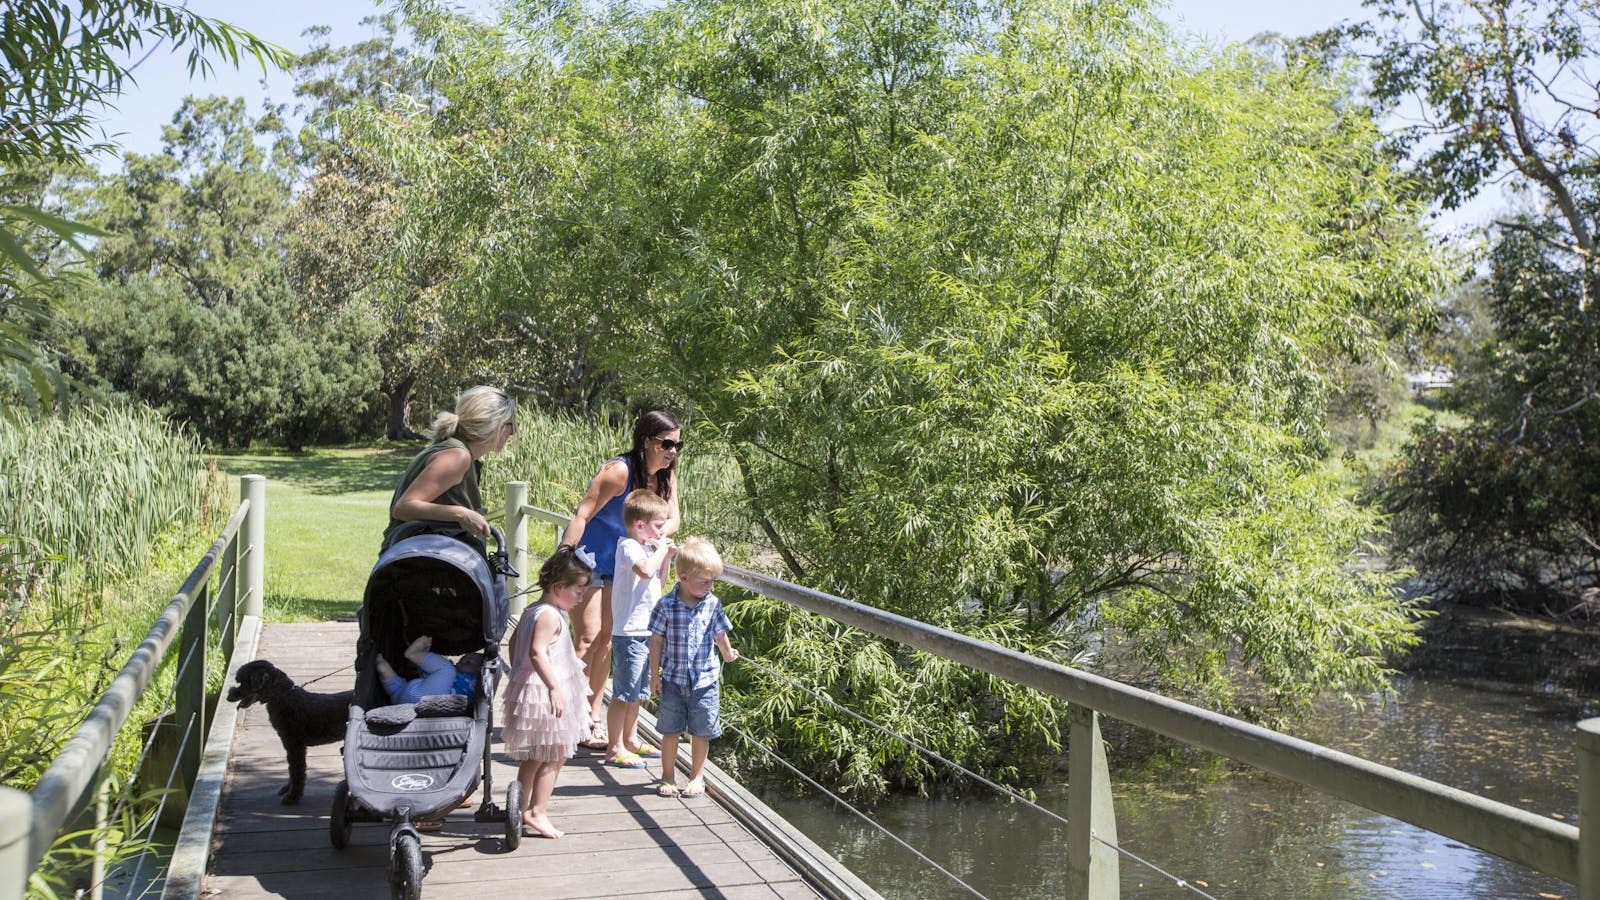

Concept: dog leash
[[298, 664, 354, 688]]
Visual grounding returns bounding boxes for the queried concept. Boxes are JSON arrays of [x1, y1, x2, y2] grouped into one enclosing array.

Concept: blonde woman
[[384, 385, 517, 550]]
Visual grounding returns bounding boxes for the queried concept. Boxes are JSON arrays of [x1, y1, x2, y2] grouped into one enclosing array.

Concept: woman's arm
[[663, 467, 681, 537], [561, 459, 629, 549], [391, 446, 489, 536]]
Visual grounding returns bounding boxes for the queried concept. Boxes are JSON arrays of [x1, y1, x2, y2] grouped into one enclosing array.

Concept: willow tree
[[365, 0, 1446, 791], [587, 0, 1446, 708]]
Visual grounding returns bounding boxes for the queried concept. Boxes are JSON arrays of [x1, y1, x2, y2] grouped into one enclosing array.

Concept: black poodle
[[227, 659, 352, 805]]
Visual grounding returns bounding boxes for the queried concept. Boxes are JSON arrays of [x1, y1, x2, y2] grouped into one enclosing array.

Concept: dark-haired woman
[[560, 410, 682, 746]]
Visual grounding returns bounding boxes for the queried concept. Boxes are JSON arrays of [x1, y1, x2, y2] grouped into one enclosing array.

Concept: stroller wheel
[[390, 831, 423, 900], [330, 780, 352, 849], [504, 781, 523, 851]]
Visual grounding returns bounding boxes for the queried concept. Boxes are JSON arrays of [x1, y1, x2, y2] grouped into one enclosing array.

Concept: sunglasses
[[652, 436, 686, 453]]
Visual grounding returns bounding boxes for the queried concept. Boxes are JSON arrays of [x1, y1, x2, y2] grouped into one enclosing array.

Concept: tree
[[0, 0, 289, 410], [283, 15, 449, 438], [1345, 0, 1600, 606], [343, 1, 663, 417], [62, 97, 378, 448], [591, 0, 1445, 709], [365, 0, 1449, 790]]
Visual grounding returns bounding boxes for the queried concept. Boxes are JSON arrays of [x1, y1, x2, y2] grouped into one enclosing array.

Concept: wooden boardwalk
[[205, 622, 826, 899]]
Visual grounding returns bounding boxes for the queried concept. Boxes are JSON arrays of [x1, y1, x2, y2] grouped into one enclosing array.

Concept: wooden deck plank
[[206, 622, 820, 899]]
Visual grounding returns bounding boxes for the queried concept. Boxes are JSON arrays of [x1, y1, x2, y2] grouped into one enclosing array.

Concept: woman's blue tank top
[[579, 456, 631, 578]]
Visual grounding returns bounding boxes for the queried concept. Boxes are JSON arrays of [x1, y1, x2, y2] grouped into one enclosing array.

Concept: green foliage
[[363, 0, 1450, 726], [485, 405, 745, 541], [728, 594, 1081, 800], [0, 403, 226, 893], [283, 14, 482, 439], [0, 0, 289, 169], [1387, 224, 1600, 607], [606, 0, 1441, 707], [0, 403, 218, 607], [0, 0, 289, 412], [61, 98, 381, 449], [1347, 1, 1600, 608], [67, 277, 381, 449], [1350, 0, 1599, 221]]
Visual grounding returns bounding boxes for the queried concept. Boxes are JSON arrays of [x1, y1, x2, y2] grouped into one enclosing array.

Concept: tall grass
[[1, 403, 222, 611], [485, 408, 746, 552], [0, 403, 224, 896]]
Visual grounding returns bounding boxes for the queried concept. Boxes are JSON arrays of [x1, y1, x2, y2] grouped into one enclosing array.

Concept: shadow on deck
[[205, 622, 839, 899]]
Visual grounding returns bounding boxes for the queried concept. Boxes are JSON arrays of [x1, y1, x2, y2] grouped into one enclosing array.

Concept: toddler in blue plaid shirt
[[648, 536, 738, 797]]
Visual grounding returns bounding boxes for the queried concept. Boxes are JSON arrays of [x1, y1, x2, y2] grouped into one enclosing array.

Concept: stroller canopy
[[363, 526, 511, 659]]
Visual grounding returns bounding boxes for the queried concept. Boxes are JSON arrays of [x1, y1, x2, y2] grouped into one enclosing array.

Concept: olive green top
[[383, 437, 482, 546]]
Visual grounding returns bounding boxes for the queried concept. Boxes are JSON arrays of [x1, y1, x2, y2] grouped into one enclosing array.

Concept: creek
[[753, 671, 1597, 899]]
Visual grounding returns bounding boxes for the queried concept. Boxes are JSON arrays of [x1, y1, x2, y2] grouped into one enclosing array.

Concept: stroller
[[329, 522, 522, 900]]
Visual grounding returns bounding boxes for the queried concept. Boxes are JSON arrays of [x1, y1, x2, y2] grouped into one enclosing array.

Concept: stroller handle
[[384, 520, 517, 577]]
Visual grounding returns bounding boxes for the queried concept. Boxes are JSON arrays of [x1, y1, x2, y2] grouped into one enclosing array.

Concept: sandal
[[414, 819, 443, 832], [656, 780, 679, 797], [680, 777, 705, 798], [579, 722, 608, 751], [634, 744, 662, 757], [602, 752, 648, 769]]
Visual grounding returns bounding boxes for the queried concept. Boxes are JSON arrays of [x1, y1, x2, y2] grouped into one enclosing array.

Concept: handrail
[[508, 491, 1598, 898], [0, 475, 266, 900], [726, 565, 1583, 879]]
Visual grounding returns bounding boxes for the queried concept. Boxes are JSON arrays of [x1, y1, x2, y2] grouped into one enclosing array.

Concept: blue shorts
[[655, 681, 721, 739], [610, 635, 651, 702]]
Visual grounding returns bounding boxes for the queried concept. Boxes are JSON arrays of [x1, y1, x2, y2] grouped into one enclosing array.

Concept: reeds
[[0, 403, 224, 894], [1, 403, 221, 781], [484, 408, 745, 544], [0, 403, 218, 613]]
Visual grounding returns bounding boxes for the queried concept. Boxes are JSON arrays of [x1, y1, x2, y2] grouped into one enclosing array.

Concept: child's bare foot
[[521, 813, 562, 839], [375, 654, 396, 683], [404, 635, 432, 665]]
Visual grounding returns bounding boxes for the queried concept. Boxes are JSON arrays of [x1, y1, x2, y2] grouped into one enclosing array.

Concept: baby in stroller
[[376, 635, 483, 705]]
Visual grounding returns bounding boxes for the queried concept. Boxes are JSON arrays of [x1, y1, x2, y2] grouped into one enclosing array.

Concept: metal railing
[[505, 481, 1600, 900], [0, 475, 266, 900]]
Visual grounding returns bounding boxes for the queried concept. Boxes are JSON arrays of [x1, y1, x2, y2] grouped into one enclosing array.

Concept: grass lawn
[[215, 447, 414, 623]]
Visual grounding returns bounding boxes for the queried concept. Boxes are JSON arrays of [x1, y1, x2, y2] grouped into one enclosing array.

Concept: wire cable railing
[[0, 475, 267, 900], [506, 489, 1600, 900], [739, 653, 1220, 899]]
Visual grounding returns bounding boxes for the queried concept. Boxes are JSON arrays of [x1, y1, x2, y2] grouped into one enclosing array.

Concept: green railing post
[[241, 475, 265, 618], [88, 777, 108, 900], [506, 481, 528, 618], [1066, 705, 1119, 899], [0, 787, 30, 900], [218, 522, 239, 663], [1580, 717, 1600, 900], [176, 582, 209, 791]]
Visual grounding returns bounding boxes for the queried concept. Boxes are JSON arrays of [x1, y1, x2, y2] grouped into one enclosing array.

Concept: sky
[[99, 0, 1373, 158], [95, 0, 1499, 231]]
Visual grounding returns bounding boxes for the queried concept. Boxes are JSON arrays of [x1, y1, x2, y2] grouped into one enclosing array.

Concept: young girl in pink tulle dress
[[501, 546, 593, 838]]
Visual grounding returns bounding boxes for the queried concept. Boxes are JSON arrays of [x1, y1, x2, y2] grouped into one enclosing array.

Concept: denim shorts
[[655, 680, 722, 739], [610, 635, 651, 702]]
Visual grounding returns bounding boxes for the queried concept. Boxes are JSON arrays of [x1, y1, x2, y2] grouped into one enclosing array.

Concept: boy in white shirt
[[602, 490, 675, 768]]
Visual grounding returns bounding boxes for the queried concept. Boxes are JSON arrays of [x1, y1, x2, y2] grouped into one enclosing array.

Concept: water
[[754, 675, 1598, 899]]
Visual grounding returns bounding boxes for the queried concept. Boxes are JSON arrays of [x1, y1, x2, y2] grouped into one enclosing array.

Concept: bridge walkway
[[205, 621, 826, 899]]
